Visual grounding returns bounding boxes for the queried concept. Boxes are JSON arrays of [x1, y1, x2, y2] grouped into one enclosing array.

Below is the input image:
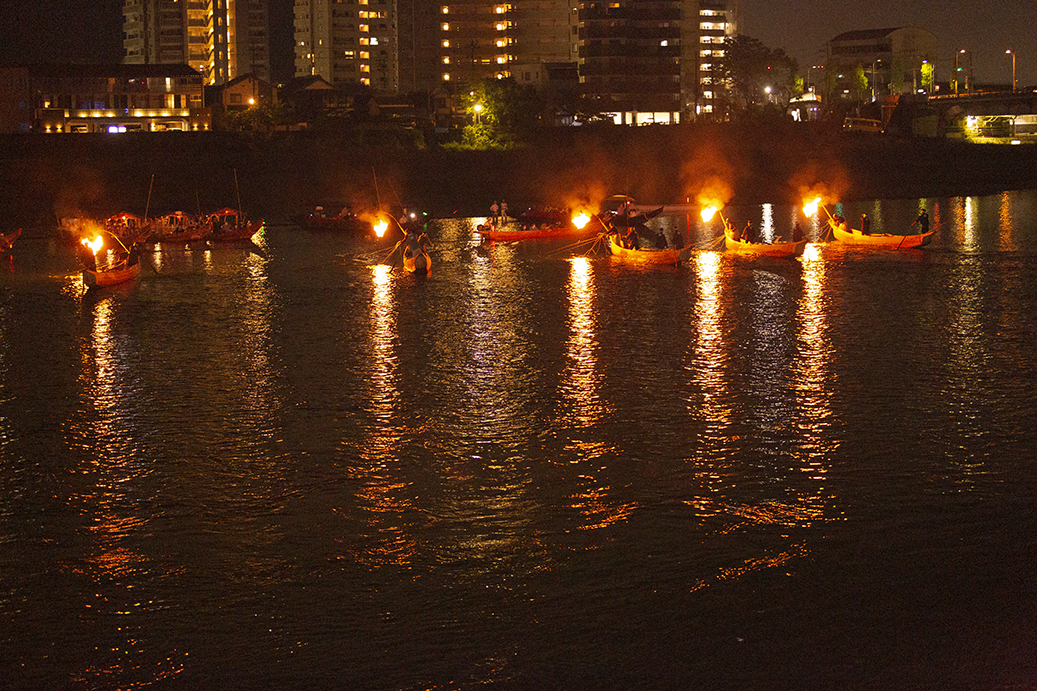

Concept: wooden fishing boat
[[402, 245, 431, 274], [104, 213, 153, 245], [305, 207, 372, 233], [82, 258, 142, 288], [206, 208, 263, 241], [477, 220, 601, 241], [830, 220, 934, 248], [1, 229, 21, 254], [607, 236, 692, 264], [149, 211, 210, 243], [724, 227, 807, 257]]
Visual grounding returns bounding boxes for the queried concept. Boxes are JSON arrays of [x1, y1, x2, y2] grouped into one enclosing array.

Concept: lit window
[[441, 22, 449, 30], [495, 22, 506, 30], [442, 39, 450, 47], [661, 40, 668, 47], [361, 64, 370, 72], [360, 51, 370, 59], [443, 57, 450, 64], [496, 55, 507, 63], [441, 5, 449, 12], [371, 37, 379, 45], [496, 39, 506, 47], [359, 24, 368, 32], [443, 73, 451, 81], [495, 5, 506, 12]]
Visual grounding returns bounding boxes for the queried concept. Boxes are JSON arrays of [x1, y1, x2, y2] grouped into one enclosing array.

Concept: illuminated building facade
[[693, 0, 736, 116], [294, 0, 399, 92], [577, 0, 736, 124], [123, 0, 271, 85], [826, 27, 937, 99], [0, 64, 210, 133]]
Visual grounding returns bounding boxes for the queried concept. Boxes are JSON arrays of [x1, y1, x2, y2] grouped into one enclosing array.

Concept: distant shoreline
[[3, 122, 1037, 229]]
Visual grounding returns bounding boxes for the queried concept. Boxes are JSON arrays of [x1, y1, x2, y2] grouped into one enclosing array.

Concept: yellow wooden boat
[[403, 246, 431, 274], [724, 228, 807, 257], [608, 236, 692, 264], [82, 259, 142, 288], [830, 220, 934, 248]]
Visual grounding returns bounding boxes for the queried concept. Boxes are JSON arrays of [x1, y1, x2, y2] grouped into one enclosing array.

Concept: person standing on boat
[[861, 213, 871, 235], [490, 201, 499, 226], [76, 239, 96, 271], [792, 223, 804, 242], [500, 200, 509, 224], [672, 226, 685, 249], [653, 229, 668, 249], [623, 226, 640, 249], [742, 220, 755, 243], [911, 209, 929, 233]]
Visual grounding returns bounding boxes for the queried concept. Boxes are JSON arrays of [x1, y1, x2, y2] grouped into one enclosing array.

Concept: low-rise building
[[0, 63, 210, 134], [826, 27, 937, 100]]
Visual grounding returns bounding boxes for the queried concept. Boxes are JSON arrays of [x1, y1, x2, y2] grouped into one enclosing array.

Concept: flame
[[700, 206, 719, 222], [81, 235, 103, 254], [802, 197, 821, 217], [572, 212, 591, 229], [374, 219, 389, 238]]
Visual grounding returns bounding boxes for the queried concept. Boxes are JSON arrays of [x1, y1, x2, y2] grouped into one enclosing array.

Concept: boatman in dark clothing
[[792, 223, 804, 242], [861, 213, 871, 235], [911, 209, 930, 233], [742, 220, 755, 244], [76, 239, 96, 271], [672, 226, 685, 249]]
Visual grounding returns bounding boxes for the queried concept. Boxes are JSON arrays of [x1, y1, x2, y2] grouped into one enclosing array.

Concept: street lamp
[[1006, 49, 1016, 92], [473, 102, 483, 123]]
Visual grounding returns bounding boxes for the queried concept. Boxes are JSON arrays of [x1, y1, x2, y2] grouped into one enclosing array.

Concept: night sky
[[1, 0, 1034, 87]]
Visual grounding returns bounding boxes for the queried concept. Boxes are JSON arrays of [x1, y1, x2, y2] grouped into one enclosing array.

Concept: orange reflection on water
[[998, 192, 1017, 252], [69, 297, 186, 687], [370, 264, 399, 421], [347, 265, 416, 569], [951, 196, 978, 249], [690, 251, 729, 430], [794, 256, 835, 489], [563, 256, 604, 425]]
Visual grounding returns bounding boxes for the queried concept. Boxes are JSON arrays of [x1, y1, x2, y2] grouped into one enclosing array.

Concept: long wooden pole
[[144, 173, 155, 222]]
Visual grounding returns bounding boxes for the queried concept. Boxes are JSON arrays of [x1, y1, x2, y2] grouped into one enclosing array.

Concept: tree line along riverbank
[[3, 120, 1037, 230]]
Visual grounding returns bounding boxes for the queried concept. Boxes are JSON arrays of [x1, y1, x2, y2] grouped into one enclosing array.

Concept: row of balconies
[[580, 61, 680, 76], [580, 7, 682, 21], [579, 44, 681, 58], [579, 26, 681, 40]]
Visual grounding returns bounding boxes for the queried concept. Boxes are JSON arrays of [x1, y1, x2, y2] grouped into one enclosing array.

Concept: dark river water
[[2, 192, 1036, 690]]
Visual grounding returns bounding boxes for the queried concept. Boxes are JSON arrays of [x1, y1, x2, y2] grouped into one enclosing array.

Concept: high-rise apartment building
[[289, 0, 735, 119], [577, 0, 736, 123], [694, 0, 736, 115], [123, 0, 271, 85], [294, 0, 399, 93]]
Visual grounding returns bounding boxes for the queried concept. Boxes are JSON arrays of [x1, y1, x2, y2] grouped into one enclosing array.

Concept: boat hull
[[403, 250, 431, 274], [608, 236, 691, 264], [82, 260, 141, 287], [477, 220, 601, 242], [724, 229, 807, 257], [831, 223, 934, 248]]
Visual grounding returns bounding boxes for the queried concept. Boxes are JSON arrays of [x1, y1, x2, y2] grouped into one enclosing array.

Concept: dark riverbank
[[3, 120, 1037, 228]]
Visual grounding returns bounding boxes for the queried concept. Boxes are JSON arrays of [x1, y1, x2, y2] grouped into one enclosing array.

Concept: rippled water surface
[[2, 192, 1036, 689]]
